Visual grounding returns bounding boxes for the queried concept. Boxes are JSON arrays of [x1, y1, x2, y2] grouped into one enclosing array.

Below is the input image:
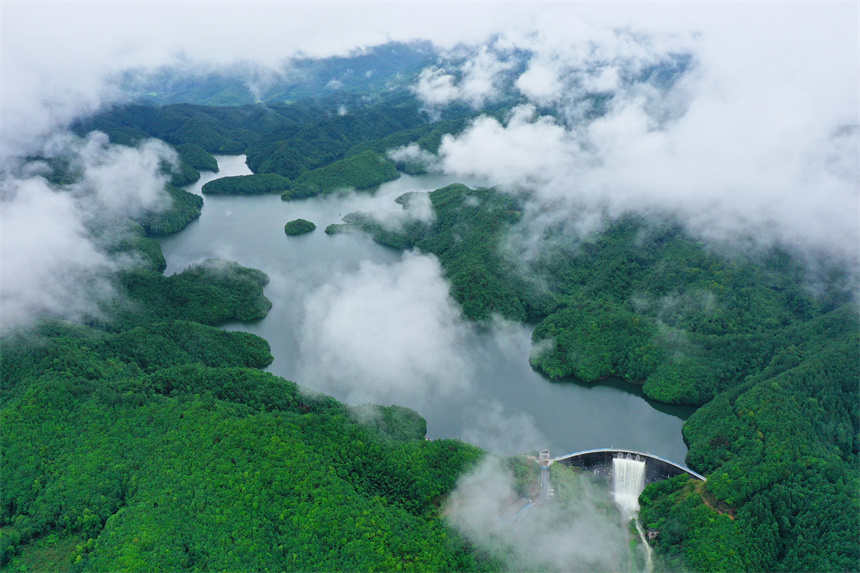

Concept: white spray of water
[[612, 455, 646, 518], [612, 455, 653, 573]]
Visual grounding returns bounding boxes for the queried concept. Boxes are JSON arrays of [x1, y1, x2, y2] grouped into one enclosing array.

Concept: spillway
[[612, 454, 653, 572], [612, 455, 647, 518], [553, 448, 706, 484]]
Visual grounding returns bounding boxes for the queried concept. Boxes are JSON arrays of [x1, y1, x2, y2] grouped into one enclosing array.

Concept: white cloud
[[2, 1, 857, 324], [0, 2, 559, 160], [350, 191, 437, 236], [457, 45, 514, 107], [297, 252, 474, 408], [0, 134, 176, 333], [585, 65, 621, 93], [398, 192, 435, 226], [461, 400, 546, 455], [515, 62, 563, 106], [445, 456, 629, 571], [439, 105, 575, 189], [413, 45, 514, 108], [73, 132, 176, 217], [0, 178, 114, 332], [387, 143, 440, 173], [434, 8, 860, 265], [414, 68, 460, 107]]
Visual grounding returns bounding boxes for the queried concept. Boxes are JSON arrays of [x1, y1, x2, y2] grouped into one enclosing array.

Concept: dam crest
[[552, 448, 706, 484]]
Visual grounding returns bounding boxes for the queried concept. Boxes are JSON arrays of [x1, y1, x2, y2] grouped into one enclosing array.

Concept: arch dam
[[553, 448, 706, 484]]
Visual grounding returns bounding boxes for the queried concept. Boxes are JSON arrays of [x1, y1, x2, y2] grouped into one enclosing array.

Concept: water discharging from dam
[[613, 455, 646, 518], [612, 455, 653, 572]]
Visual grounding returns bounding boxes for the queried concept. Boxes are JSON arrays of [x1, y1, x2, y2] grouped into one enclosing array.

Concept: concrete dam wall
[[555, 448, 706, 484]]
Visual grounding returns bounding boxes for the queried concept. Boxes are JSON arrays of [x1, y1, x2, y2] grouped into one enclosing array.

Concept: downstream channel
[[157, 156, 695, 461]]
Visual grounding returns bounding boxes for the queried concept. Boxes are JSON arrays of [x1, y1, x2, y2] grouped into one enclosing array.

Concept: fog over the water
[[299, 252, 475, 407]]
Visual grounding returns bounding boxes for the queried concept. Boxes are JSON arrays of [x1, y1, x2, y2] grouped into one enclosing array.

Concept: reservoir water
[[157, 156, 694, 461]]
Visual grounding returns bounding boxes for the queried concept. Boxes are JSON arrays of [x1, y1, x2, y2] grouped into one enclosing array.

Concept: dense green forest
[[1, 354, 495, 571], [0, 352, 494, 571], [0, 187, 501, 571], [337, 183, 859, 571], [74, 95, 420, 181], [201, 174, 290, 195], [283, 150, 400, 199], [72, 91, 495, 188], [10, 86, 859, 571], [137, 186, 203, 235], [173, 143, 219, 173]]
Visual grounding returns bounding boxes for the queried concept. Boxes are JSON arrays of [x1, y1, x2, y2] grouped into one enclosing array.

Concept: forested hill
[[335, 183, 859, 571], [0, 211, 492, 571], [71, 92, 488, 196], [118, 41, 439, 106]]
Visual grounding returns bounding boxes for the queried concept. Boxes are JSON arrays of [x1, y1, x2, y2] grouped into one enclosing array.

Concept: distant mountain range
[[117, 41, 439, 106]]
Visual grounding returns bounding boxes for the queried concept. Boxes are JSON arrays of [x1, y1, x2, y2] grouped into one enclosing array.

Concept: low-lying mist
[[446, 457, 635, 572], [297, 252, 474, 407], [0, 132, 176, 333], [413, 19, 858, 272], [294, 251, 552, 455]]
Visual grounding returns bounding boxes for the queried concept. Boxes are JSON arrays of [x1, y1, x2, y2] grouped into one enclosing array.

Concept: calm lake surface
[[157, 156, 695, 461]]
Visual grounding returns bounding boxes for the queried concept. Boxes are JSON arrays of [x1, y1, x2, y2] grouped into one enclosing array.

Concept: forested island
[[2, 48, 857, 572], [284, 218, 316, 236]]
